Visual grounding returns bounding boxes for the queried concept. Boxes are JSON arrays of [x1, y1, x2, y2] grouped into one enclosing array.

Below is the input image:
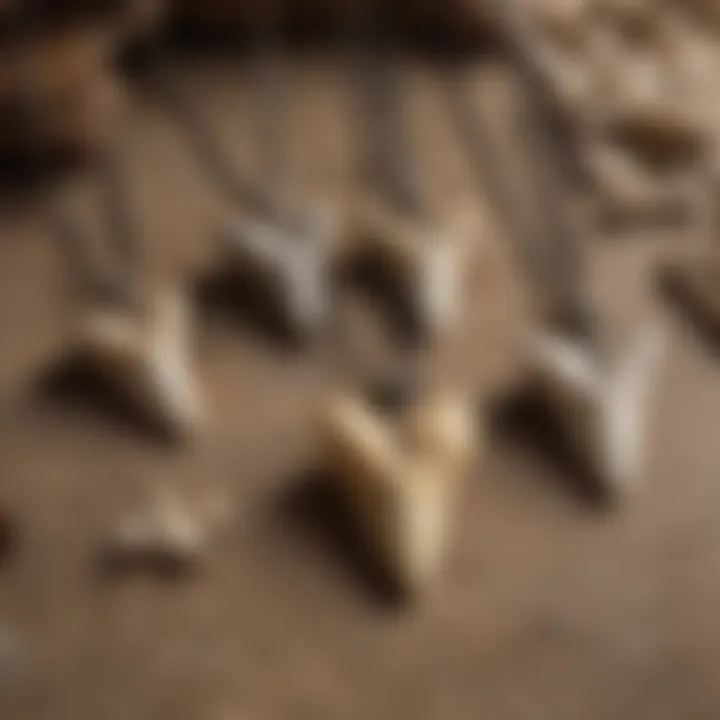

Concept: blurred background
[[1, 1, 720, 718]]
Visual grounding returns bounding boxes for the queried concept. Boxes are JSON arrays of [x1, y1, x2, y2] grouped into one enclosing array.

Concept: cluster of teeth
[[65, 185, 667, 598], [225, 195, 474, 343]]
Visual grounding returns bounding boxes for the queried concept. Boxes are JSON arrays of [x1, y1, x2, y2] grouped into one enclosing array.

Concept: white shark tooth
[[359, 201, 473, 337], [227, 204, 335, 338], [528, 320, 667, 496], [321, 391, 476, 596], [80, 285, 204, 439]]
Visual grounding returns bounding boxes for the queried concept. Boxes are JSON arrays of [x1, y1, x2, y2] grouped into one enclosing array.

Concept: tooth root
[[322, 391, 475, 596]]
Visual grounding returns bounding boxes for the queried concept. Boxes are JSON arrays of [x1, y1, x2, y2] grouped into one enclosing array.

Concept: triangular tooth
[[322, 391, 474, 596], [358, 200, 470, 336], [79, 287, 204, 440], [227, 209, 333, 337], [528, 325, 664, 496], [109, 491, 204, 569]]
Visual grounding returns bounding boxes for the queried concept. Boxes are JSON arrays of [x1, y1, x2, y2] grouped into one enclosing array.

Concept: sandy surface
[[0, 51, 718, 720]]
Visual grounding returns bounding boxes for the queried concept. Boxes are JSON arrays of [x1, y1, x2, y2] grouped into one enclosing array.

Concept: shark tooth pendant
[[321, 389, 476, 596], [226, 203, 336, 340], [79, 284, 204, 440], [357, 199, 472, 338], [528, 321, 666, 496]]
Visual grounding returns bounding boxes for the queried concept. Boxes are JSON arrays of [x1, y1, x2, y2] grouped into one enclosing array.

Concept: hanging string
[[137, 3, 295, 227], [445, 0, 599, 346], [135, 27, 267, 216], [349, 0, 428, 219], [247, 0, 290, 222]]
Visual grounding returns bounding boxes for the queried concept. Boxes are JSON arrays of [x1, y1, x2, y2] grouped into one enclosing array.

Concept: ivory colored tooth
[[528, 321, 666, 496], [321, 391, 475, 596], [227, 204, 335, 339], [80, 286, 204, 439], [358, 200, 473, 337], [403, 393, 478, 476]]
